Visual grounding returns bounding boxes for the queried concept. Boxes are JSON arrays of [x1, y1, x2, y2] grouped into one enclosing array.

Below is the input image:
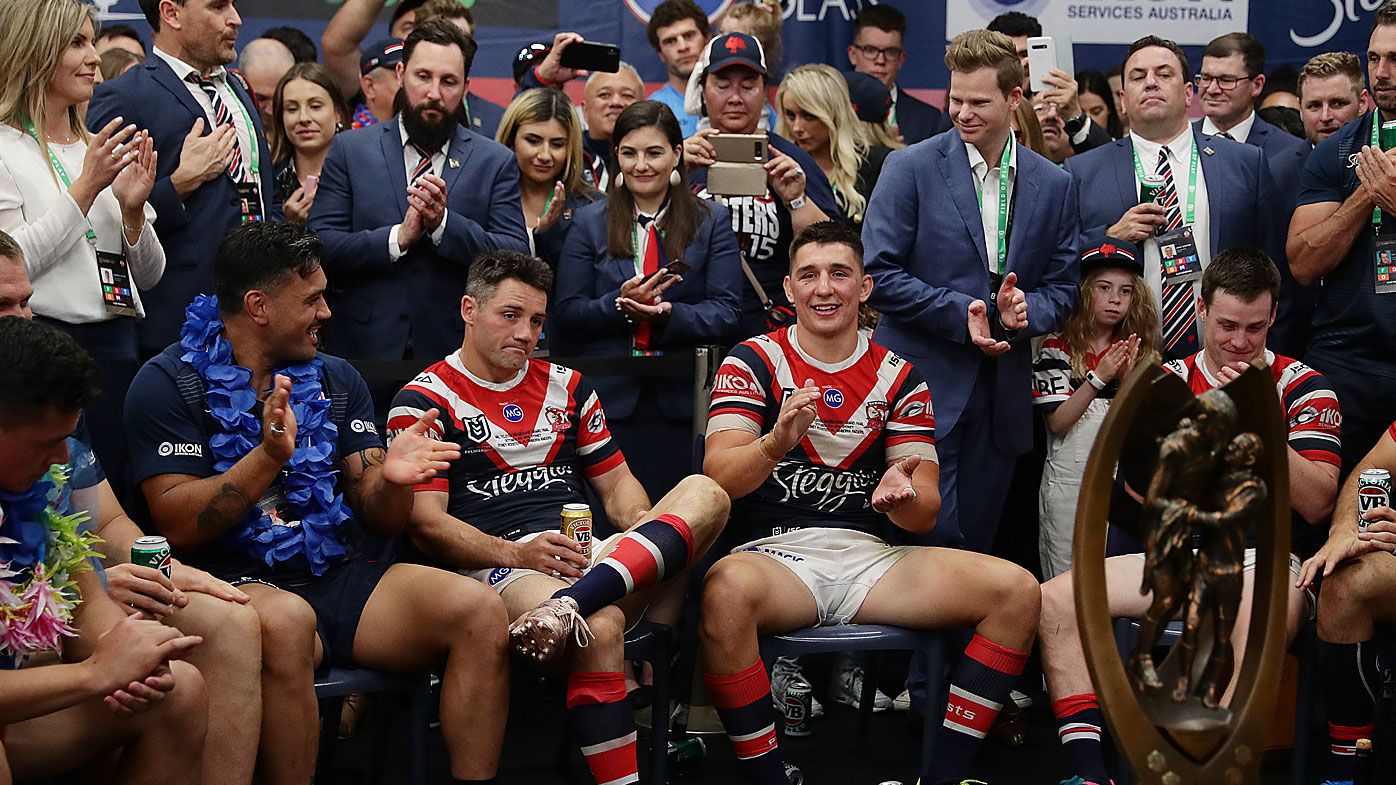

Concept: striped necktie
[[1156, 147, 1198, 358], [409, 143, 435, 184], [185, 72, 245, 181]]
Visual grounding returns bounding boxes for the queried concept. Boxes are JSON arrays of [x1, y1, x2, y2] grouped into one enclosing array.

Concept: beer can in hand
[[131, 535, 172, 579], [783, 682, 812, 737], [1139, 174, 1166, 205], [561, 503, 593, 562], [1357, 469, 1391, 534]]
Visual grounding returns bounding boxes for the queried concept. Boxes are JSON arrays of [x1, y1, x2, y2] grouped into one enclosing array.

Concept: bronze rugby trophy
[[1072, 361, 1290, 785]]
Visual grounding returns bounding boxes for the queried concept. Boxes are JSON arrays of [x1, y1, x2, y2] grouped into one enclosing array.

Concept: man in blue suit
[[1065, 36, 1281, 362], [863, 29, 1081, 554], [88, 0, 283, 356], [1193, 32, 1312, 356], [308, 20, 528, 364], [847, 5, 949, 145]]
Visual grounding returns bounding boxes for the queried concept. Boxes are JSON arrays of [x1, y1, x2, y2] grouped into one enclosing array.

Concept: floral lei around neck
[[0, 467, 102, 662], [180, 295, 349, 576]]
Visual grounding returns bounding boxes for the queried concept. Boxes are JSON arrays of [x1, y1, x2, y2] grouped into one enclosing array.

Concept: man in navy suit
[[308, 20, 528, 365], [88, 0, 283, 357], [1193, 32, 1312, 356], [1065, 36, 1281, 363], [863, 29, 1081, 554], [847, 5, 948, 145]]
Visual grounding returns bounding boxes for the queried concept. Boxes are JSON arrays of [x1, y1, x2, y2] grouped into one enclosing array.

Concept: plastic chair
[[314, 666, 433, 785], [759, 624, 951, 782]]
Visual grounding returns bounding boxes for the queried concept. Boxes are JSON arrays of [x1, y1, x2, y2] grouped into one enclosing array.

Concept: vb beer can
[[1139, 174, 1166, 205], [1357, 469, 1392, 533], [131, 535, 172, 579], [783, 682, 812, 737], [561, 503, 593, 561]]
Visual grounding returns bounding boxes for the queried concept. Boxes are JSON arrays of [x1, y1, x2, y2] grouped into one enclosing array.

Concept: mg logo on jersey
[[823, 388, 844, 408], [502, 404, 525, 423], [488, 567, 513, 586]]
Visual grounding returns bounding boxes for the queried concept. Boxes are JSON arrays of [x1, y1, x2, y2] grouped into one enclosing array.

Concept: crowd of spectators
[[0, 1, 1394, 785]]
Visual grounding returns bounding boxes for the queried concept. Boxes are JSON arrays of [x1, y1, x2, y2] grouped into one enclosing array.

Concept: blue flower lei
[[180, 294, 349, 575], [0, 475, 56, 569]]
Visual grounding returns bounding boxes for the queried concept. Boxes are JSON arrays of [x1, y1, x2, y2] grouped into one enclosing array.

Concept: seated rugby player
[[699, 221, 1041, 785], [126, 223, 510, 785], [1037, 248, 1340, 785], [390, 250, 730, 785]]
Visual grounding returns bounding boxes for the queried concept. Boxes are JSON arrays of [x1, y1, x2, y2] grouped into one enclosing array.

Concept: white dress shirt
[[1200, 110, 1257, 143], [0, 125, 163, 323], [966, 135, 1018, 274], [387, 122, 450, 259], [151, 47, 257, 184], [1128, 127, 1212, 311]]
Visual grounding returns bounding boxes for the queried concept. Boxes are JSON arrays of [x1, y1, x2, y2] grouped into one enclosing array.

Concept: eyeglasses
[[851, 43, 904, 61], [1193, 73, 1256, 91]]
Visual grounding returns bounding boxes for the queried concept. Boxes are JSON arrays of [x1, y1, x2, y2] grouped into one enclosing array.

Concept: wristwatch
[[1063, 111, 1089, 136], [1085, 370, 1108, 391], [787, 194, 807, 211]]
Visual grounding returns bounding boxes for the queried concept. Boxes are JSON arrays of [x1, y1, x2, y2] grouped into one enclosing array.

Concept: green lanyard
[[221, 76, 260, 182], [24, 120, 97, 247], [1370, 110, 1384, 227], [976, 135, 1013, 276], [1131, 137, 1199, 226]]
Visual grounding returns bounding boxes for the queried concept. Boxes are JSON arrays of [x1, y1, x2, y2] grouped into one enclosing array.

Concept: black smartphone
[[559, 41, 621, 73]]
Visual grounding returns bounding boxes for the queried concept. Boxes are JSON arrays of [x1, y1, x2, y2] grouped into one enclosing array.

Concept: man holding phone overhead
[[989, 12, 1112, 156], [684, 32, 841, 339]]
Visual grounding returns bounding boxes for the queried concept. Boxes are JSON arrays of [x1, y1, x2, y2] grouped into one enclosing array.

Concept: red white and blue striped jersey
[[1031, 334, 1120, 411], [707, 326, 937, 540], [388, 353, 625, 541], [1162, 350, 1342, 468]]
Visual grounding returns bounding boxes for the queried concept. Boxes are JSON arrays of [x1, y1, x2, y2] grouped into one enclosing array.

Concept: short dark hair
[[789, 221, 864, 272], [97, 23, 145, 53], [0, 317, 101, 427], [466, 251, 554, 302], [852, 5, 906, 38], [213, 223, 323, 315], [987, 12, 1041, 38], [1378, 0, 1396, 28], [1201, 247, 1281, 309], [1203, 32, 1265, 79], [1124, 36, 1190, 80], [402, 18, 478, 78], [392, 0, 428, 27], [415, 0, 476, 29], [138, 0, 182, 32], [260, 26, 318, 63], [646, 0, 711, 52], [0, 229, 23, 264]]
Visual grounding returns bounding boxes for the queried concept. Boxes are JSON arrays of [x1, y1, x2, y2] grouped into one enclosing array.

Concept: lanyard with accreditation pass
[[977, 135, 1013, 277], [1131, 139, 1202, 285], [1368, 111, 1396, 294], [24, 120, 138, 317]]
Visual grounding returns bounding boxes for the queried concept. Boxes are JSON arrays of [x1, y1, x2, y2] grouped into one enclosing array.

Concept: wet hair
[[214, 222, 323, 315], [466, 250, 554, 302], [0, 316, 101, 427]]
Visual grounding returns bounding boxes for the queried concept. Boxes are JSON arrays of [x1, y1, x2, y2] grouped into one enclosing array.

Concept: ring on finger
[[550, 569, 561, 578]]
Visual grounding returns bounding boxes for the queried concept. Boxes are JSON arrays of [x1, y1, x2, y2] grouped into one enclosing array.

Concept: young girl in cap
[[1032, 239, 1160, 578]]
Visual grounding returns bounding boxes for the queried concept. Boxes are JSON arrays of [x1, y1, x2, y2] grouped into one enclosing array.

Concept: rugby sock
[[1052, 693, 1110, 784], [704, 659, 787, 785], [1318, 639, 1380, 782], [566, 672, 639, 785], [554, 513, 695, 617], [929, 633, 1030, 785]]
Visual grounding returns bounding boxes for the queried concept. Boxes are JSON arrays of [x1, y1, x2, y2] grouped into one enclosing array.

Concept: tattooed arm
[[341, 410, 461, 538], [139, 450, 286, 551]]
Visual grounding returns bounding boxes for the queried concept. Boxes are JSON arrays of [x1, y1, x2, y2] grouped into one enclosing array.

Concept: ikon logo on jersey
[[502, 404, 525, 423], [823, 388, 845, 408]]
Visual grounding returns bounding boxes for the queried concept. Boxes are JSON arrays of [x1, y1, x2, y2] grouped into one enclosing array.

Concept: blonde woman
[[0, 0, 161, 490], [776, 64, 883, 224], [497, 87, 601, 270]]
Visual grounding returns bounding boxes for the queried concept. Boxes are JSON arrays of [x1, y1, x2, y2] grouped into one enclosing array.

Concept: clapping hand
[[968, 300, 1010, 356], [1094, 334, 1141, 384], [260, 375, 298, 463], [111, 130, 157, 212], [872, 456, 921, 513], [996, 271, 1028, 331], [381, 409, 461, 486], [769, 378, 821, 455]]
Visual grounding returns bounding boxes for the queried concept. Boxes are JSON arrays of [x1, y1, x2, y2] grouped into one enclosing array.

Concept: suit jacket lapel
[[381, 119, 409, 221], [1007, 156, 1039, 273], [940, 135, 990, 273], [148, 59, 209, 127], [1195, 128, 1223, 255], [442, 127, 474, 195], [1109, 139, 1139, 216]]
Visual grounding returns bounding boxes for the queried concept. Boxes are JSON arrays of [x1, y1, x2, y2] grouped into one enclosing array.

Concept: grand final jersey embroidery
[[707, 326, 937, 539], [388, 353, 624, 540]]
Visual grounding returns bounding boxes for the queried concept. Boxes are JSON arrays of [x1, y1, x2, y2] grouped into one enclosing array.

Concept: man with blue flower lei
[[125, 223, 510, 785], [0, 317, 207, 784]]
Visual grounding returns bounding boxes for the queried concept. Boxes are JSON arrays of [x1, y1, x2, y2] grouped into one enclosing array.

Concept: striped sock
[[555, 514, 695, 617], [1318, 639, 1380, 783], [566, 672, 638, 785], [704, 659, 787, 784], [930, 633, 1029, 784], [1052, 693, 1109, 784]]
